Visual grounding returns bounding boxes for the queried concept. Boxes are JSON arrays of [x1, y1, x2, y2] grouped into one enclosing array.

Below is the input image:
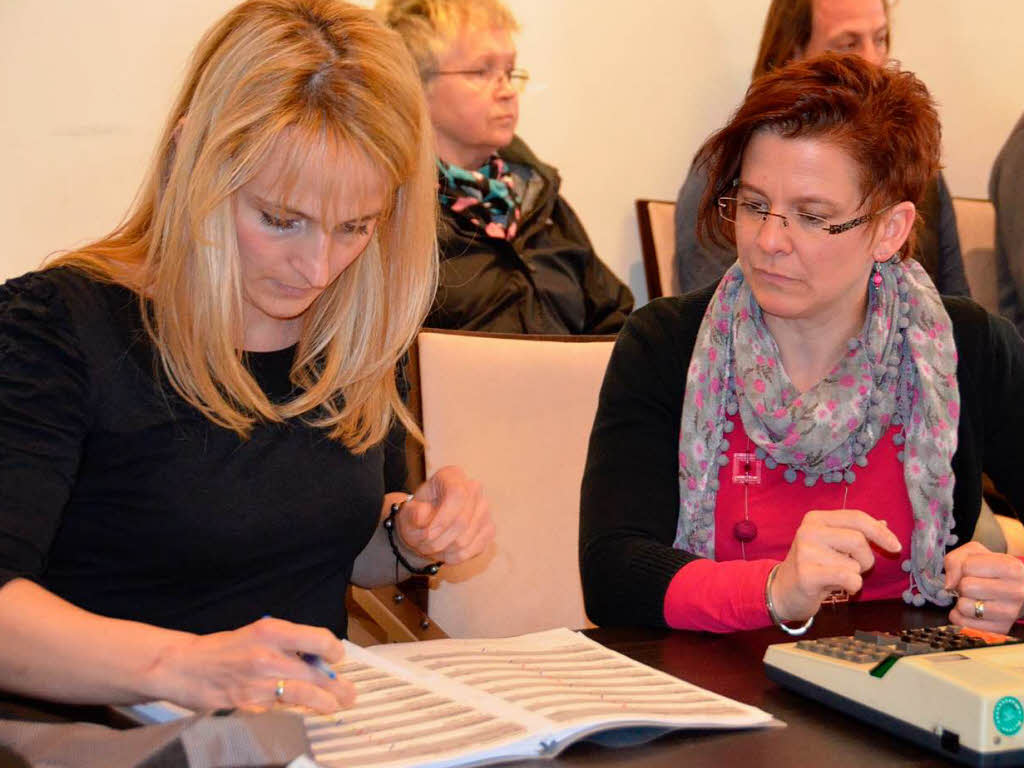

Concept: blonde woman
[[380, 0, 633, 334], [0, 0, 492, 712]]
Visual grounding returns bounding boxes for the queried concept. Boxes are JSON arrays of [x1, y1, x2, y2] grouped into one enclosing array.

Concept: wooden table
[[519, 600, 1006, 767], [0, 600, 1006, 766]]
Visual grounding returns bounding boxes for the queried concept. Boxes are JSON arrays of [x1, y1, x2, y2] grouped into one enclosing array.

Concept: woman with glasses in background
[[380, 0, 633, 334], [581, 54, 1024, 636]]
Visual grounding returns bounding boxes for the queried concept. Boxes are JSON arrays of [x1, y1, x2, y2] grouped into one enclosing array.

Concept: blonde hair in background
[[48, 0, 438, 454], [376, 0, 519, 81]]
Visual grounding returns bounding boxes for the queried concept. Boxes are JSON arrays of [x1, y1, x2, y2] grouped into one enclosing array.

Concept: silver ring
[[274, 679, 286, 700], [974, 599, 986, 620]]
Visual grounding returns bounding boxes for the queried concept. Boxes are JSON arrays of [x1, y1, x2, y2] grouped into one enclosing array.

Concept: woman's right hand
[[769, 509, 903, 622], [151, 616, 355, 713]]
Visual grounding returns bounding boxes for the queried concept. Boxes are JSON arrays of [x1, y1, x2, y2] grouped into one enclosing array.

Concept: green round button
[[994, 697, 1024, 736]]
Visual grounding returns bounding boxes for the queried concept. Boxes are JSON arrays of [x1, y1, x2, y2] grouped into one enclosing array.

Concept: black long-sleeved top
[[425, 136, 634, 334], [580, 285, 1024, 628], [0, 267, 407, 637]]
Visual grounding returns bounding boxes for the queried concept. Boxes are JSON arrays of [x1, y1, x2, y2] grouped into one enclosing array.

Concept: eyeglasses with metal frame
[[431, 67, 530, 93], [717, 195, 892, 236]]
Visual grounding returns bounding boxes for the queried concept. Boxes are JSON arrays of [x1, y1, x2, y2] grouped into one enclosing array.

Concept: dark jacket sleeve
[[0, 271, 92, 586], [932, 173, 971, 297], [945, 296, 1024, 530], [973, 307, 1024, 514], [580, 292, 712, 627], [551, 197, 633, 334], [990, 114, 1024, 335], [673, 163, 735, 295]]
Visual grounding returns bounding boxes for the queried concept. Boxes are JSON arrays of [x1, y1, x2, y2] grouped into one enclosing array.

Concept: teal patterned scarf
[[437, 155, 522, 241]]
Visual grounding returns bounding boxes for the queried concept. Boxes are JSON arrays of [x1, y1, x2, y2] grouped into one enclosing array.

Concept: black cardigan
[[580, 284, 1024, 628]]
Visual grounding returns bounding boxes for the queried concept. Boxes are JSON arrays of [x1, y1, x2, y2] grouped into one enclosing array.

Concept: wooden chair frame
[[636, 198, 676, 299]]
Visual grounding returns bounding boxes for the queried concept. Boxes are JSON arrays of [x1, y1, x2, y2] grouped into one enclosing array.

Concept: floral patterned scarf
[[675, 259, 960, 606], [437, 155, 521, 241]]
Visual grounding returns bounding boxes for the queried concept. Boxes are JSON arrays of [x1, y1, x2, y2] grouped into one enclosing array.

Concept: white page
[[308, 628, 774, 768], [307, 641, 553, 768]]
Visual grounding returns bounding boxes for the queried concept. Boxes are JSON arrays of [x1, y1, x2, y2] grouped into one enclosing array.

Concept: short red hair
[[696, 53, 941, 258]]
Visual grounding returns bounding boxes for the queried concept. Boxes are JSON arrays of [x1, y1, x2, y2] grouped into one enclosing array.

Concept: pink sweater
[[663, 415, 914, 631]]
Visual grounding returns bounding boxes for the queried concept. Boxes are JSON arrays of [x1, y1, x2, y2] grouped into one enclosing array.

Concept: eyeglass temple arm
[[827, 212, 873, 235]]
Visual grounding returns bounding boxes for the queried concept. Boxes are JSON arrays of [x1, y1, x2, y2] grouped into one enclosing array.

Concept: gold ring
[[974, 599, 985, 620], [274, 679, 286, 700]]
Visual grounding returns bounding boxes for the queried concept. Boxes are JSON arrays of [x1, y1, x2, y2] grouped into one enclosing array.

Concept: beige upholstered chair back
[[636, 199, 677, 298], [417, 330, 615, 637], [952, 197, 998, 313]]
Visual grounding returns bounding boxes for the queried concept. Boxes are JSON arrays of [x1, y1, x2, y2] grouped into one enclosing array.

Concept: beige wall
[[1, 0, 238, 279], [2, 0, 1022, 304], [889, 1, 1023, 199]]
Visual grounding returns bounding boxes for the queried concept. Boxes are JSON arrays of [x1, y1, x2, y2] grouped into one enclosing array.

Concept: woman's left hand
[[396, 466, 494, 565], [944, 541, 1024, 634]]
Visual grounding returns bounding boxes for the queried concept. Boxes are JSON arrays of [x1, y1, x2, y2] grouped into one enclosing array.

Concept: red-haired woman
[[581, 54, 1024, 635]]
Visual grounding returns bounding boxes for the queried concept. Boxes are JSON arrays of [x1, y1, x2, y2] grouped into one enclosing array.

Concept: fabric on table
[[0, 711, 308, 768]]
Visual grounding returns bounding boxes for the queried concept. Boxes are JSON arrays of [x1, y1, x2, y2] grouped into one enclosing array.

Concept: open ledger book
[[132, 628, 776, 767]]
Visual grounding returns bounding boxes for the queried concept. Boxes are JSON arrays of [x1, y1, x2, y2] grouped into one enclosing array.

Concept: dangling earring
[[872, 262, 883, 291]]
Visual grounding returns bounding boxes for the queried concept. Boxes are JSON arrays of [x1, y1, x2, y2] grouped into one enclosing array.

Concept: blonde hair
[[48, 0, 438, 454], [376, 0, 519, 81]]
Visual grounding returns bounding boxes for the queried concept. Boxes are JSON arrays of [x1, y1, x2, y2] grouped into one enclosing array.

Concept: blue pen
[[261, 615, 338, 681], [298, 652, 337, 680]]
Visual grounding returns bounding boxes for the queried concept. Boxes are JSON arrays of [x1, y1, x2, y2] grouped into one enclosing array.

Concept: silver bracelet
[[765, 563, 815, 636]]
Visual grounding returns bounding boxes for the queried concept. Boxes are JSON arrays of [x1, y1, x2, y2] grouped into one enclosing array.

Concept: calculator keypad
[[794, 625, 1012, 664]]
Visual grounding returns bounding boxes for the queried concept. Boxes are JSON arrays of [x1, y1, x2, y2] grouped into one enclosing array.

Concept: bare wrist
[[140, 631, 198, 704]]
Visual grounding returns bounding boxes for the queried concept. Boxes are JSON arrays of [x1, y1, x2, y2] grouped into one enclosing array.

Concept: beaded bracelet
[[765, 563, 815, 636], [383, 495, 443, 577]]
